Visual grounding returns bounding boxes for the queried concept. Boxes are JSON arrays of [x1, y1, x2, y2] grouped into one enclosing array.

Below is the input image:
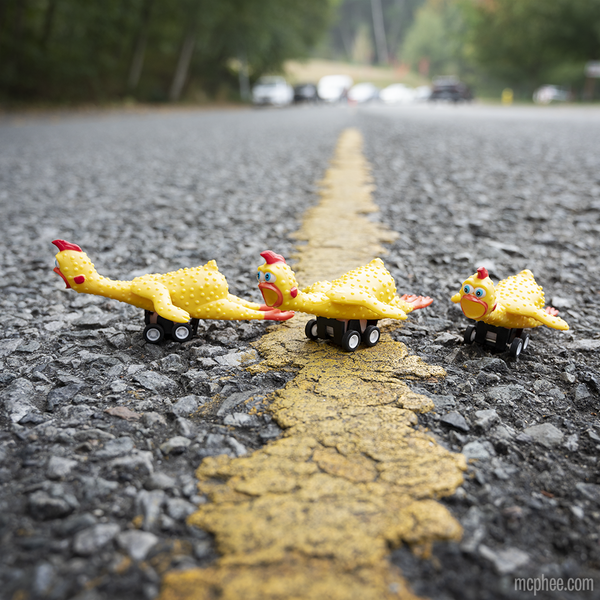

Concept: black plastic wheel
[[363, 325, 380, 347], [464, 325, 476, 344], [521, 332, 530, 353], [305, 319, 319, 341], [509, 337, 523, 357], [143, 324, 164, 344], [341, 329, 361, 352], [172, 323, 193, 342]]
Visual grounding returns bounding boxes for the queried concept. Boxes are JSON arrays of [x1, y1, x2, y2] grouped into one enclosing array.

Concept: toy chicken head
[[257, 251, 299, 309], [52, 239, 97, 292], [451, 267, 496, 320]]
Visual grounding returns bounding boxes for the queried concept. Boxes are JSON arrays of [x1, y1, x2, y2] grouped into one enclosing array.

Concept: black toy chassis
[[305, 316, 381, 352], [464, 320, 530, 357], [143, 311, 199, 344]]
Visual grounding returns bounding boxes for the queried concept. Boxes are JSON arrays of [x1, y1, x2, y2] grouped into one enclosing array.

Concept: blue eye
[[475, 287, 486, 298], [463, 284, 472, 294], [265, 272, 276, 283], [257, 271, 261, 281]]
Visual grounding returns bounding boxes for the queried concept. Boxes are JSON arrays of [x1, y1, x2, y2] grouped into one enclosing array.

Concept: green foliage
[[324, 0, 425, 63], [400, 0, 469, 77], [460, 0, 600, 91], [0, 0, 334, 103]]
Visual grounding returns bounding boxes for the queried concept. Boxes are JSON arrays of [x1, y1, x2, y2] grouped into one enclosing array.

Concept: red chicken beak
[[53, 266, 71, 289], [259, 282, 283, 308]]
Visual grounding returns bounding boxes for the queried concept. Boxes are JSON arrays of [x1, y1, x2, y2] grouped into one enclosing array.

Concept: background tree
[[0, 0, 334, 104], [460, 0, 600, 94], [400, 0, 468, 78]]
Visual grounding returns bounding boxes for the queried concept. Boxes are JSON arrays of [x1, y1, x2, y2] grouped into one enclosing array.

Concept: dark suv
[[429, 77, 473, 102]]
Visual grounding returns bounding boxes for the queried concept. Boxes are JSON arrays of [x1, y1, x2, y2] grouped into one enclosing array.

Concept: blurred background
[[1, 0, 599, 107]]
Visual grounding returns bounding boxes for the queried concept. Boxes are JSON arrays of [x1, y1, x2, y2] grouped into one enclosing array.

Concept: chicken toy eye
[[257, 271, 262, 281], [475, 287, 486, 298], [264, 272, 276, 283], [463, 284, 473, 294], [55, 259, 59, 268]]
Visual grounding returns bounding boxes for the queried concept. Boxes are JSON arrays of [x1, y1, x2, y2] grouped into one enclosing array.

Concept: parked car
[[252, 76, 293, 107], [379, 83, 416, 104], [317, 75, 354, 103], [533, 85, 569, 104], [429, 77, 473, 102], [348, 82, 380, 103], [414, 85, 432, 101], [293, 83, 319, 103]]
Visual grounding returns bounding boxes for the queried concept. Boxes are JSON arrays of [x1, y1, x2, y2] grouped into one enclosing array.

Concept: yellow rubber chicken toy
[[53, 240, 293, 343], [451, 266, 568, 356], [256, 250, 432, 351]]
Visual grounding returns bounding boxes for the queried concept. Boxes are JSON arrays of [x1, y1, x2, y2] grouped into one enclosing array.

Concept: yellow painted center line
[[160, 128, 466, 600]]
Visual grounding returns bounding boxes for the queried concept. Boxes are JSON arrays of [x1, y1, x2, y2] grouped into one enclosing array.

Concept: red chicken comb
[[477, 267, 489, 279], [52, 240, 83, 252], [260, 251, 286, 265]]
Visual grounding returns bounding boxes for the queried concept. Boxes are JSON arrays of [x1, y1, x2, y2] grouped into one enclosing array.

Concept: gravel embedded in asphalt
[[360, 105, 600, 600], [1, 104, 599, 600]]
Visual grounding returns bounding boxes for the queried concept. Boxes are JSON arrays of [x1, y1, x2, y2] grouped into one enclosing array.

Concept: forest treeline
[[1, 0, 599, 103], [0, 0, 333, 103]]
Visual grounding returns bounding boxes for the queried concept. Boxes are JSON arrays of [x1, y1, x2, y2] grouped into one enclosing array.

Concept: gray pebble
[[46, 455, 78, 479], [441, 411, 470, 432], [462, 441, 494, 461], [479, 545, 529, 574], [1, 378, 38, 422], [171, 395, 199, 417], [116, 530, 158, 561], [109, 451, 154, 476], [134, 370, 178, 393], [73, 523, 120, 555], [136, 489, 165, 531], [523, 423, 564, 448], [160, 436, 191, 455], [95, 437, 135, 459], [223, 412, 262, 428], [145, 472, 177, 490], [576, 482, 600, 505], [141, 412, 168, 427], [29, 491, 74, 519], [474, 409, 499, 430], [165, 497, 196, 520]]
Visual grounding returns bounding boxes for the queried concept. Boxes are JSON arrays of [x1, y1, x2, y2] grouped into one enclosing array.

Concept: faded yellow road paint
[[160, 128, 466, 600]]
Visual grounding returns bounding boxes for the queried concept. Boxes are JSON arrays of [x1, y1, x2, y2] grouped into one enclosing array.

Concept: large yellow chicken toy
[[52, 240, 293, 343], [451, 266, 568, 357], [256, 250, 432, 351]]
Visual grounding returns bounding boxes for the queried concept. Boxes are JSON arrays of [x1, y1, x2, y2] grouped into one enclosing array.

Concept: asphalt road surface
[[1, 103, 599, 600]]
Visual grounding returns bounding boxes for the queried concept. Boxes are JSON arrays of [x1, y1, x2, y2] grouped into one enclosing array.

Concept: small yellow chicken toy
[[451, 266, 568, 357], [52, 240, 293, 344], [257, 250, 432, 351]]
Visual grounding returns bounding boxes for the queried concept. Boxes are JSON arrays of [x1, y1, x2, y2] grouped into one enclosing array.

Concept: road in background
[[0, 104, 599, 600]]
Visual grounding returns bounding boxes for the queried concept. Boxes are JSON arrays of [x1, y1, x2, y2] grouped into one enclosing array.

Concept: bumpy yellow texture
[[160, 128, 466, 600], [452, 269, 569, 330], [54, 251, 272, 323]]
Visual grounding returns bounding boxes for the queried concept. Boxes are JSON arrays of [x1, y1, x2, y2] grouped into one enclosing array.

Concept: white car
[[252, 76, 294, 107], [379, 83, 416, 105], [533, 85, 569, 105], [414, 85, 432, 101], [317, 75, 354, 102], [348, 82, 380, 103]]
